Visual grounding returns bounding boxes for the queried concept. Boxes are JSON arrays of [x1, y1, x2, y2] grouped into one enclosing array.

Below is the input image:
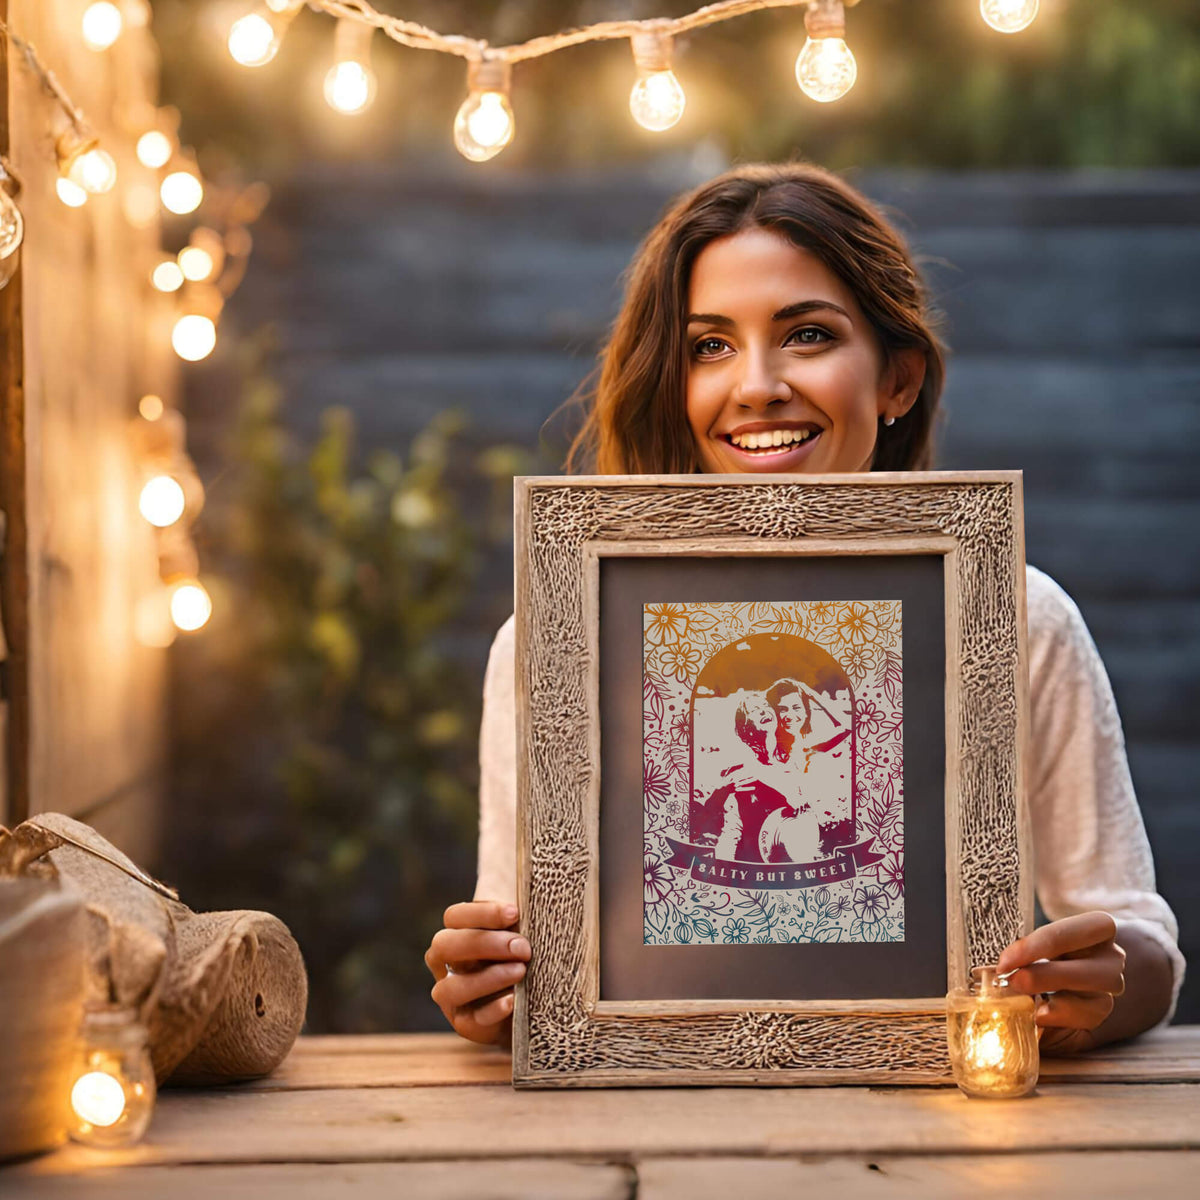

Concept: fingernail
[[503, 993, 514, 1011], [509, 936, 530, 957], [1036, 1003, 1051, 1022], [503, 905, 518, 923]]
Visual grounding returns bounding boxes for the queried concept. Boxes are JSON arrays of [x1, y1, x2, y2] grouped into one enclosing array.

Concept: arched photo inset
[[642, 599, 904, 948], [689, 634, 854, 866]]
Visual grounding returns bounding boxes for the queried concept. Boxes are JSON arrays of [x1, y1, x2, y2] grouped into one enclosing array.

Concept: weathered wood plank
[[243, 1026, 1200, 1093], [638, 1151, 1200, 1200], [2, 1160, 633, 1199], [8, 1082, 1196, 1165]]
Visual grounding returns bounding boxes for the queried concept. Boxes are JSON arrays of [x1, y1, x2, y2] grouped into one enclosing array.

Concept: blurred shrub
[[169, 368, 506, 1031]]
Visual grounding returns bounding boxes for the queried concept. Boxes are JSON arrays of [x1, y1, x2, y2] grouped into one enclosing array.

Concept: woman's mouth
[[721, 425, 823, 469]]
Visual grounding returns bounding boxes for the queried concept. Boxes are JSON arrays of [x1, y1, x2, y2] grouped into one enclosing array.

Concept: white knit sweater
[[474, 564, 1185, 1018]]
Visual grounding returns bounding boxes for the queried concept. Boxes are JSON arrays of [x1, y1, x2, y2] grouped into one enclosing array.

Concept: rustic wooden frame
[[513, 472, 1032, 1088]]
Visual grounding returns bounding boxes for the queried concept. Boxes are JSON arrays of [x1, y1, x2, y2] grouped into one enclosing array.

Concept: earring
[[883, 415, 896, 426]]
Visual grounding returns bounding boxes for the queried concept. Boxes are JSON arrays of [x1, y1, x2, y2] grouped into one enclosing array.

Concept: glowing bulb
[[172, 314, 217, 362], [81, 2, 123, 51], [325, 61, 375, 114], [161, 169, 203, 215], [139, 394, 164, 421], [57, 177, 88, 207], [0, 186, 23, 291], [228, 12, 279, 67], [324, 18, 377, 114], [136, 130, 173, 169], [71, 1072, 126, 1127], [152, 260, 184, 292], [980, 0, 1039, 34], [628, 30, 685, 132], [454, 59, 514, 162], [795, 36, 857, 103], [170, 580, 212, 631], [139, 476, 186, 527], [68, 147, 118, 194], [178, 246, 215, 282], [630, 70, 686, 132]]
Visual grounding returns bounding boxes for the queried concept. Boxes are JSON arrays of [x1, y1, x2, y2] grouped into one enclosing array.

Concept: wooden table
[[6, 1029, 1200, 1198]]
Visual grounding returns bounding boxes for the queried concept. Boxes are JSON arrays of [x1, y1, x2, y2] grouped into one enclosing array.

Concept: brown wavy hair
[[566, 163, 946, 474]]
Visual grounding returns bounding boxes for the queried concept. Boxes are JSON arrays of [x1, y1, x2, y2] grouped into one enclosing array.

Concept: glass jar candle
[[68, 1007, 156, 1147], [946, 965, 1039, 1098]]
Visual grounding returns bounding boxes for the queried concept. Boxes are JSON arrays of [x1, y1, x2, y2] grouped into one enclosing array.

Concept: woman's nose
[[732, 348, 789, 408]]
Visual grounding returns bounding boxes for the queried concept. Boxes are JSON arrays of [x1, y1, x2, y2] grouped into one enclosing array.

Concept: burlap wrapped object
[[0, 876, 86, 1161], [0, 813, 308, 1086]]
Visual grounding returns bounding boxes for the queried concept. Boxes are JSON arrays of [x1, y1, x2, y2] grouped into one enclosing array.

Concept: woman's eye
[[693, 336, 728, 357], [788, 326, 832, 346]]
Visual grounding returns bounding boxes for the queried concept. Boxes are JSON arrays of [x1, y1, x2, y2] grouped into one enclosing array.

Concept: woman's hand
[[997, 911, 1126, 1054], [425, 901, 529, 1046]]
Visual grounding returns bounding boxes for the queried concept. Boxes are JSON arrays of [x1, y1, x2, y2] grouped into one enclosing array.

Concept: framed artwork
[[513, 474, 1032, 1088]]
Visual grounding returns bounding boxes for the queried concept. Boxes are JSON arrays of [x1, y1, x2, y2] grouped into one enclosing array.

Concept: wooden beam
[[0, 0, 29, 827]]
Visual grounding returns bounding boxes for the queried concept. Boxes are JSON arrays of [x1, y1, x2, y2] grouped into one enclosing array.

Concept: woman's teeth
[[729, 428, 817, 453]]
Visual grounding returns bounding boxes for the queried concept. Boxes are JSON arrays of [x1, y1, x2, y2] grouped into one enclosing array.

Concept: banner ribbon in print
[[663, 836, 887, 891]]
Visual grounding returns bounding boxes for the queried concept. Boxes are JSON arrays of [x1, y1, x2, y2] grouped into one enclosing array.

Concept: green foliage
[[170, 360, 494, 1032], [152, 0, 1200, 171]]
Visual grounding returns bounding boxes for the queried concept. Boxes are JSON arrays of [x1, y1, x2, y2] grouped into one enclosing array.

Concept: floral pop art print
[[642, 600, 905, 947]]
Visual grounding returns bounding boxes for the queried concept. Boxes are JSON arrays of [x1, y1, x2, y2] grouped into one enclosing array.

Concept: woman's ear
[[882, 348, 927, 419]]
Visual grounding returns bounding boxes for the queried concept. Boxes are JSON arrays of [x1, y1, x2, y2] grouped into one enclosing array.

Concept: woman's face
[[685, 227, 922, 475], [743, 694, 776, 731]]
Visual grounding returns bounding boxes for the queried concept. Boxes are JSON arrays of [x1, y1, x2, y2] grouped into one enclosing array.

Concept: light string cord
[[0, 17, 89, 133], [309, 0, 843, 63]]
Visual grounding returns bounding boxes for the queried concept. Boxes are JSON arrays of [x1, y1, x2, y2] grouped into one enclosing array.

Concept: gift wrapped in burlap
[[0, 813, 308, 1159]]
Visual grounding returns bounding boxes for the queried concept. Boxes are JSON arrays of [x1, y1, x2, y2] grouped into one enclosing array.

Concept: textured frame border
[[513, 473, 1032, 1088]]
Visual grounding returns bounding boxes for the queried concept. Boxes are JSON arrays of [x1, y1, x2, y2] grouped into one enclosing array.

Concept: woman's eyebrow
[[685, 300, 850, 326]]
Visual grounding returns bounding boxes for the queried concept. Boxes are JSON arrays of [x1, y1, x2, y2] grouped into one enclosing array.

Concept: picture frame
[[513, 472, 1032, 1088]]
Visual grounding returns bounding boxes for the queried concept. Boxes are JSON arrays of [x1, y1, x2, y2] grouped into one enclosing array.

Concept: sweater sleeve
[[1025, 565, 1185, 1021], [474, 614, 518, 904]]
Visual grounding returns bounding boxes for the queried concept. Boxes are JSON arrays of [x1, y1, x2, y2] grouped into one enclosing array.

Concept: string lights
[[0, 158, 23, 290], [216, 0, 1041, 161]]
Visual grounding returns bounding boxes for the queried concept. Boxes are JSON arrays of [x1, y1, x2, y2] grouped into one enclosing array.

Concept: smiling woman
[[684, 228, 925, 475]]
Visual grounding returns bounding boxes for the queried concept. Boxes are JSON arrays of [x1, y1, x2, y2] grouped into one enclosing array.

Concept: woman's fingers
[[444, 901, 518, 931], [997, 911, 1118, 974], [431, 960, 527, 1012], [1035, 991, 1116, 1031], [1006, 944, 1126, 998], [425, 928, 531, 980]]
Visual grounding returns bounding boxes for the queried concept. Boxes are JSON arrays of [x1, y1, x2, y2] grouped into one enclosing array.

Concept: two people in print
[[692, 677, 853, 865]]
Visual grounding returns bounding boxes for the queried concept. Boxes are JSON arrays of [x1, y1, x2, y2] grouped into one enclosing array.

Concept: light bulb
[[0, 186, 23, 291], [628, 32, 685, 132], [161, 169, 203, 215], [795, 0, 856, 103], [139, 476, 186, 527], [172, 314, 217, 362], [81, 2, 123, 51], [795, 36, 857, 103], [68, 147, 118, 194], [136, 130, 173, 169], [324, 18, 377, 115], [228, 12, 279, 67], [152, 260, 184, 292], [71, 1071, 126, 1127], [324, 61, 376, 115], [139, 394, 165, 421], [56, 177, 88, 207], [178, 246, 214, 281], [453, 59, 514, 162], [980, 0, 1039, 34], [170, 580, 213, 631]]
